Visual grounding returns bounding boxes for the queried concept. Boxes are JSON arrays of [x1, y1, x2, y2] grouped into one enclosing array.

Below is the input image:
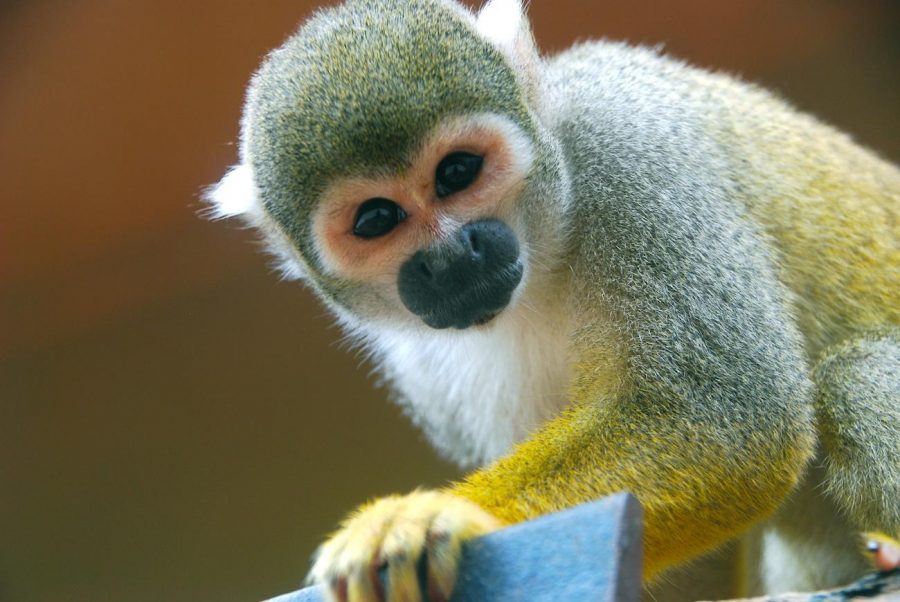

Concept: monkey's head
[[208, 0, 571, 331]]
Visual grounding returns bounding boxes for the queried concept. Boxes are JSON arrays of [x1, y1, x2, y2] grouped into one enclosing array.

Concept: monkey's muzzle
[[398, 219, 523, 329]]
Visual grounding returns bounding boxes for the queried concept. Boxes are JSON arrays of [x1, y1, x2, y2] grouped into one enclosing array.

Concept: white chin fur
[[204, 163, 259, 218], [359, 286, 572, 469]]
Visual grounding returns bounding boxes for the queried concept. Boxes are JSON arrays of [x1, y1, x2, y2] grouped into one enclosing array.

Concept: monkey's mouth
[[430, 308, 501, 330], [472, 311, 500, 326], [421, 308, 502, 330], [413, 267, 521, 330], [397, 219, 523, 330]]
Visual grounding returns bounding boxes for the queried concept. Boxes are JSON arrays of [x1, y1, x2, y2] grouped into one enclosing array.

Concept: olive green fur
[[246, 0, 531, 274]]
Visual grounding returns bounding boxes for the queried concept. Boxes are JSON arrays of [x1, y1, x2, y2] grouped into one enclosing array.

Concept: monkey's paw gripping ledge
[[266, 492, 644, 602]]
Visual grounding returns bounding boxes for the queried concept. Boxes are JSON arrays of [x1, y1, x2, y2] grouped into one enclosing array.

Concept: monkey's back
[[724, 86, 899, 357], [543, 41, 899, 358]]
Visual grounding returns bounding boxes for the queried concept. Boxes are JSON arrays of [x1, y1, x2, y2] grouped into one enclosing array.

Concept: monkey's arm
[[310, 365, 816, 600], [452, 384, 815, 578], [311, 336, 818, 602]]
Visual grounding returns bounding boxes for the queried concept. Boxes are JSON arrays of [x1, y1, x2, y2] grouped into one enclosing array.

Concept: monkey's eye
[[352, 198, 407, 239], [435, 152, 483, 198]]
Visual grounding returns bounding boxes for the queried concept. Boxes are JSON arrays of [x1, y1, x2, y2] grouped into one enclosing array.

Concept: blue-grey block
[[267, 585, 324, 602], [266, 492, 643, 602]]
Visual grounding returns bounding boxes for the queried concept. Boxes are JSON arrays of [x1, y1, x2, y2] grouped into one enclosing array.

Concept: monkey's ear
[[204, 163, 310, 281], [204, 163, 260, 218], [475, 0, 541, 105]]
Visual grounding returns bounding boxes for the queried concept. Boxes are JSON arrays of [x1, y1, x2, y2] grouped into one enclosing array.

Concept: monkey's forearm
[[450, 393, 816, 578]]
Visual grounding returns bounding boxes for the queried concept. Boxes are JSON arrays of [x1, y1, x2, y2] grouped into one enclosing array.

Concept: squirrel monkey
[[207, 0, 899, 599]]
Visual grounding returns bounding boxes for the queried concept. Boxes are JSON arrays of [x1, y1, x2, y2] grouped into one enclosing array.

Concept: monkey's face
[[312, 114, 535, 329], [210, 0, 570, 331]]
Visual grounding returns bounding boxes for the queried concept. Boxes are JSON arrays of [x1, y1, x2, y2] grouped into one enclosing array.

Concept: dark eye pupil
[[353, 198, 406, 239], [435, 152, 483, 198]]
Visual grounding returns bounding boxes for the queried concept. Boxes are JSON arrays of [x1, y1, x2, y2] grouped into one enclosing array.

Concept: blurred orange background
[[1, 1, 898, 601]]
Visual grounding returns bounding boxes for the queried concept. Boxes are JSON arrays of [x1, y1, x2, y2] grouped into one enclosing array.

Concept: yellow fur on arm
[[449, 394, 816, 579]]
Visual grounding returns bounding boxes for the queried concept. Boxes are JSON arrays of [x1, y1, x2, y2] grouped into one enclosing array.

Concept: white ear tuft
[[204, 163, 260, 218], [476, 0, 526, 53], [475, 0, 542, 108]]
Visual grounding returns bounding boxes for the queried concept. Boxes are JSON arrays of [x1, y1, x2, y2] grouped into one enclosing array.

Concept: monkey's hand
[[308, 490, 502, 602]]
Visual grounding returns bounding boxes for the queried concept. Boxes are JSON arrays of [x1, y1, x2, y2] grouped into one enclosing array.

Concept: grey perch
[[266, 492, 643, 602], [711, 569, 900, 602]]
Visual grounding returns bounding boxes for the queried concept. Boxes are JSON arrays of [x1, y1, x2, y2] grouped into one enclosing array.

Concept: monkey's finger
[[326, 576, 349, 602], [346, 565, 382, 602], [383, 551, 424, 602], [378, 499, 433, 601], [423, 530, 459, 602]]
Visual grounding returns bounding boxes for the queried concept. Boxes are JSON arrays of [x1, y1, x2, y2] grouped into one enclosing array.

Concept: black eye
[[352, 198, 407, 239], [435, 152, 483, 198]]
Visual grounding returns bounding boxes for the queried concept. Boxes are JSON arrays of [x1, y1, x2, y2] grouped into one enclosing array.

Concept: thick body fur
[[209, 0, 899, 599]]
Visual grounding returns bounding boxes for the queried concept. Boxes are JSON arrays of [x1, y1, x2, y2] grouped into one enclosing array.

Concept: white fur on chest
[[366, 300, 572, 469]]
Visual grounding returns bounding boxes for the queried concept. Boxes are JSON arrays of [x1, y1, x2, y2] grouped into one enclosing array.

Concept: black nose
[[398, 219, 523, 329]]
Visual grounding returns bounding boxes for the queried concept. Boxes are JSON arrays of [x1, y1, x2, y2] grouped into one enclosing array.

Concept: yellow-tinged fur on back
[[720, 84, 899, 356]]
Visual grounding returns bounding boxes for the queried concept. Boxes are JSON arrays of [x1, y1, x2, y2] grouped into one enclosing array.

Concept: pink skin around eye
[[312, 119, 530, 287]]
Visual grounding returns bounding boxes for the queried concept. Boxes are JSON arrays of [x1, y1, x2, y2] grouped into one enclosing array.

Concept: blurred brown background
[[1, 1, 898, 601]]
